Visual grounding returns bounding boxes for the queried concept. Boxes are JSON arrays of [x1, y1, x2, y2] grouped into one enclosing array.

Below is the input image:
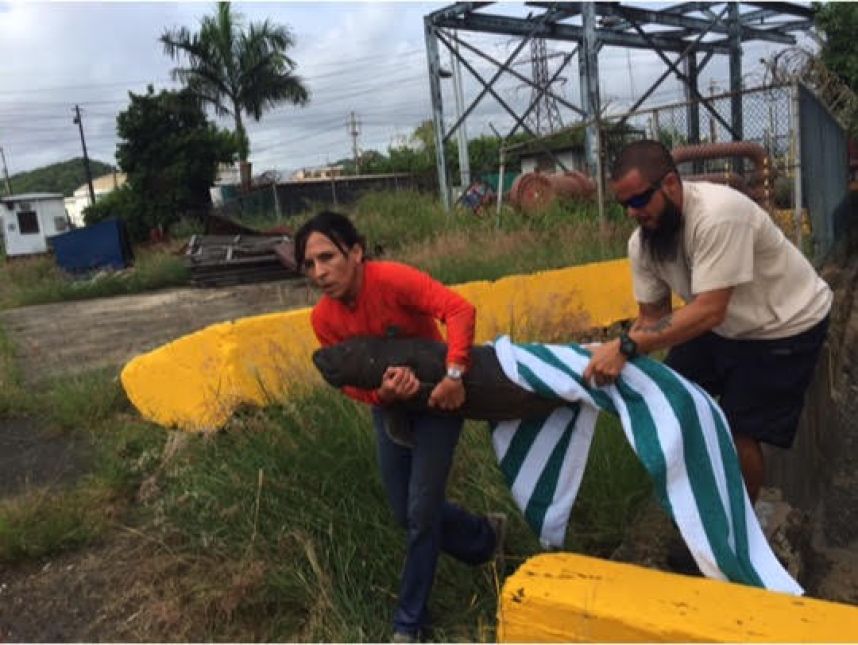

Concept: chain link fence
[[600, 82, 850, 263], [212, 173, 425, 226]]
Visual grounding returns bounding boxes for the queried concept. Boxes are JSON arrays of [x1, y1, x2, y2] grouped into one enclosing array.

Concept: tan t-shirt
[[628, 181, 832, 340]]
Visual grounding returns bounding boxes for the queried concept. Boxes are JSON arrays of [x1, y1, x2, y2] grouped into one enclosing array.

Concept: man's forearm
[[629, 298, 725, 355]]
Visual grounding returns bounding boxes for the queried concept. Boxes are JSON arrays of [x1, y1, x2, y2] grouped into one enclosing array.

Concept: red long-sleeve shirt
[[310, 260, 476, 405]]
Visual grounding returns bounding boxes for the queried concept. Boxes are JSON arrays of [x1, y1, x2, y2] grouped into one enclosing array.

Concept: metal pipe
[[672, 141, 774, 208], [791, 83, 803, 251], [450, 32, 471, 189], [424, 19, 450, 210]]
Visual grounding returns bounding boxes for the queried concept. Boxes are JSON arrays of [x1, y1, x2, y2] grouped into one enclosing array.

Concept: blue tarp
[[50, 218, 134, 273]]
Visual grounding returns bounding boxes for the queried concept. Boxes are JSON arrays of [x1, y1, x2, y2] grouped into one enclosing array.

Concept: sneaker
[[487, 512, 508, 571], [392, 630, 417, 643]]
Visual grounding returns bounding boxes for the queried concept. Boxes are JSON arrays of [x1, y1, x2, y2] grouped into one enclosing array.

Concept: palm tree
[[160, 2, 309, 162]]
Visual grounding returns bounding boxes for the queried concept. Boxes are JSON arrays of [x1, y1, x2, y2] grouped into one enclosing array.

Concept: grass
[[0, 324, 27, 416], [0, 242, 188, 309], [0, 190, 631, 311], [143, 388, 650, 641], [0, 189, 653, 640], [0, 332, 167, 563], [277, 190, 634, 284]]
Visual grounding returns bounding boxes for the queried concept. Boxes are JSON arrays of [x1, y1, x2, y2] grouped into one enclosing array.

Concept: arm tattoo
[[637, 313, 673, 335]]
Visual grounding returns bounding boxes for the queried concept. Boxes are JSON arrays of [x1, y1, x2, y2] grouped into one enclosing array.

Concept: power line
[[0, 48, 426, 97]]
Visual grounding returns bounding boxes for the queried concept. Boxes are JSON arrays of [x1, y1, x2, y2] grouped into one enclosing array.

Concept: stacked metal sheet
[[184, 234, 298, 287]]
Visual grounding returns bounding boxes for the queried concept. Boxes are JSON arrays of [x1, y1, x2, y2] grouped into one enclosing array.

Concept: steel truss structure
[[424, 1, 815, 208]]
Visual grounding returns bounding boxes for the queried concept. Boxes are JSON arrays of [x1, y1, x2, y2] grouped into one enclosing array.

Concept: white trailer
[[0, 193, 69, 257]]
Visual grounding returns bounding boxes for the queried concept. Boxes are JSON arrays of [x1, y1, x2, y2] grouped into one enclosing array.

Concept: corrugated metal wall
[[797, 83, 850, 263]]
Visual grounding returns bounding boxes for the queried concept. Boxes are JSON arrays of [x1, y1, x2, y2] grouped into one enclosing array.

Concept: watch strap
[[619, 332, 638, 359]]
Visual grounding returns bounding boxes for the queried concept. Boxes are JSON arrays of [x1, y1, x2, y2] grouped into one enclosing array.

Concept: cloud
[[0, 2, 817, 180]]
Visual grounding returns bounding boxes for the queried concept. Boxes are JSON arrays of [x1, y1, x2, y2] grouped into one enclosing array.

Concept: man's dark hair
[[611, 139, 678, 184], [294, 211, 366, 270]]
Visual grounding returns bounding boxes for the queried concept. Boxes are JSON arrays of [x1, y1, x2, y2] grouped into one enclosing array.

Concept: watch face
[[446, 367, 463, 380]]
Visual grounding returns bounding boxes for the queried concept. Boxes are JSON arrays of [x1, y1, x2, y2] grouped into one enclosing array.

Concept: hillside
[[1, 158, 116, 198]]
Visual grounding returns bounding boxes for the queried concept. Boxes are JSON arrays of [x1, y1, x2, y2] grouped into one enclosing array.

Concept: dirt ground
[[0, 277, 318, 641]]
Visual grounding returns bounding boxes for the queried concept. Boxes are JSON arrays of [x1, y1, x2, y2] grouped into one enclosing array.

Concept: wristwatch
[[445, 365, 464, 381], [618, 332, 638, 360]]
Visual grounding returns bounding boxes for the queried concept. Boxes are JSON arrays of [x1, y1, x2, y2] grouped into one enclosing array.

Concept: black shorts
[[664, 316, 829, 449]]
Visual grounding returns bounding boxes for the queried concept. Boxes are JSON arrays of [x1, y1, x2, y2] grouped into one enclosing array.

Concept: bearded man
[[584, 139, 832, 503]]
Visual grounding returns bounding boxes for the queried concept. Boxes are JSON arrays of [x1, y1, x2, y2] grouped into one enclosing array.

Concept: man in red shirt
[[295, 211, 504, 642]]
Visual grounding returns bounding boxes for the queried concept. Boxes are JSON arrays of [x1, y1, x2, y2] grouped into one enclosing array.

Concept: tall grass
[[282, 190, 633, 284], [0, 364, 166, 563], [352, 192, 633, 283], [0, 325, 27, 416], [141, 383, 651, 641], [0, 485, 114, 560], [0, 189, 652, 640], [0, 244, 188, 309], [0, 191, 630, 310]]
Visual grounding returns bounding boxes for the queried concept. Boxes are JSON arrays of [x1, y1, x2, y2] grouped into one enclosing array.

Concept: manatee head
[[312, 337, 389, 389]]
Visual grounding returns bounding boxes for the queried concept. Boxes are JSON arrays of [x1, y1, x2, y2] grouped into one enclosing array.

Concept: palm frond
[[158, 1, 310, 158]]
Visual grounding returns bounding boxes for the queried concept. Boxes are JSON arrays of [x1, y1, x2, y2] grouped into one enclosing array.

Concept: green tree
[[160, 1, 309, 161], [86, 86, 237, 241], [655, 126, 688, 151], [815, 3, 858, 93]]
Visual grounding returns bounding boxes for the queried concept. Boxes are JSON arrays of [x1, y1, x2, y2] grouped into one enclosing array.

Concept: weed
[[0, 245, 188, 309], [0, 484, 113, 561]]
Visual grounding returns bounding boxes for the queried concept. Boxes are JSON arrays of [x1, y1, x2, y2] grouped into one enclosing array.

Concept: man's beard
[[640, 200, 682, 264]]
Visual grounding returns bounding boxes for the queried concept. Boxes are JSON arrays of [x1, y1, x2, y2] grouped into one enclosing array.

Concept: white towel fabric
[[490, 335, 803, 595]]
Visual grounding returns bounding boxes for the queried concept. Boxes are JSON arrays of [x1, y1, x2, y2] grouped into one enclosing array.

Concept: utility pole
[[347, 111, 361, 175], [72, 105, 96, 207], [0, 146, 12, 195]]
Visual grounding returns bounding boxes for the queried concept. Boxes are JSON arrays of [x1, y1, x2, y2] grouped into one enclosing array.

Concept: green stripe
[[498, 418, 544, 486], [517, 361, 562, 401], [614, 379, 673, 516], [697, 383, 763, 587], [523, 408, 580, 537], [518, 343, 616, 413], [632, 358, 748, 584]]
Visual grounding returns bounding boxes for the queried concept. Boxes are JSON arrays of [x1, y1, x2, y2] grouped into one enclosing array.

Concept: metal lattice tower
[[529, 38, 564, 135], [423, 2, 816, 211], [346, 111, 361, 174]]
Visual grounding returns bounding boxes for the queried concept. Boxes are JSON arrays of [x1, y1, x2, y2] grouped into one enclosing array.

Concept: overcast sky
[[0, 1, 814, 179]]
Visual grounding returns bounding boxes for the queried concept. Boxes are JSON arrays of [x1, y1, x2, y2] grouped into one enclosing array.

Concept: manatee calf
[[312, 336, 564, 421]]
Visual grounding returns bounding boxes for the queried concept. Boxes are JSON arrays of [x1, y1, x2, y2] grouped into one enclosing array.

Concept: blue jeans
[[372, 407, 496, 636]]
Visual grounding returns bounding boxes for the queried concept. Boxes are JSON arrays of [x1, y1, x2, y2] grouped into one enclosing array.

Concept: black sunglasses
[[619, 176, 666, 209]]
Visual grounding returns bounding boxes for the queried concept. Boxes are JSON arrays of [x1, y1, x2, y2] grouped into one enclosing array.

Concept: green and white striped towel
[[490, 335, 803, 595]]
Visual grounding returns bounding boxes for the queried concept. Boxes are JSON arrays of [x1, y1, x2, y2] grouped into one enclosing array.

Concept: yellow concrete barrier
[[121, 258, 642, 432], [498, 553, 858, 642]]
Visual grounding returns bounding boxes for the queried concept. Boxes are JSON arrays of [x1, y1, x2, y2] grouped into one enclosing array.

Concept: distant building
[[292, 165, 346, 181], [210, 163, 242, 206], [64, 171, 127, 227], [512, 142, 587, 175], [214, 162, 241, 185], [1, 193, 68, 257]]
